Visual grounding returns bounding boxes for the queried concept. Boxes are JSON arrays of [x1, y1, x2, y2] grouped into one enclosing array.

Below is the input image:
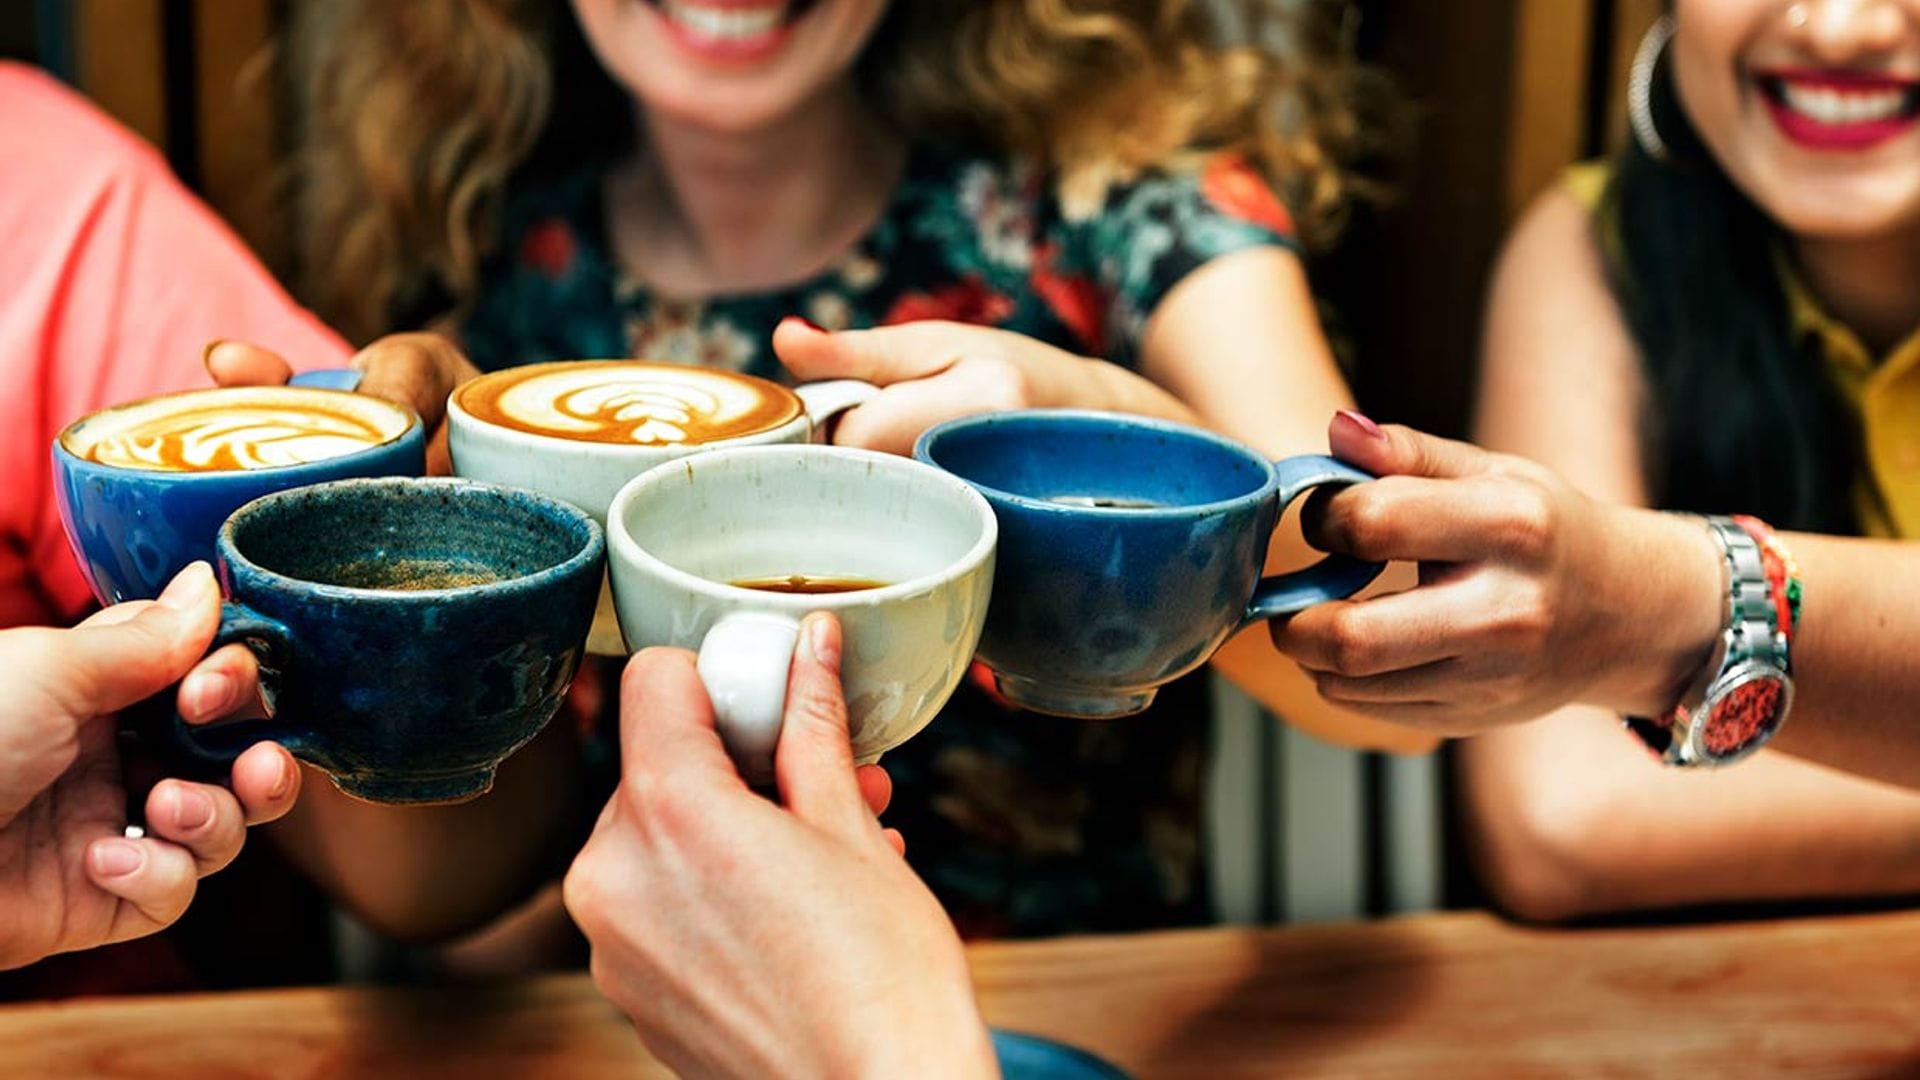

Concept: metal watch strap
[[1625, 515, 1791, 766]]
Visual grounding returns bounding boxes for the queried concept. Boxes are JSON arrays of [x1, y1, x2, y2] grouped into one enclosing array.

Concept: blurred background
[[0, 0, 1662, 931]]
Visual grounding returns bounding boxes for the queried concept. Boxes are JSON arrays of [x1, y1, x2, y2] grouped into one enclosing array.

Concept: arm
[[209, 335, 581, 943], [772, 249, 1435, 754], [1289, 188, 1920, 918], [1143, 249, 1436, 755]]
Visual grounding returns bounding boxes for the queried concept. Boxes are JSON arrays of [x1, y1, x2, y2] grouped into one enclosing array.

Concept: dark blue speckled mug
[[915, 410, 1381, 719], [168, 477, 604, 804]]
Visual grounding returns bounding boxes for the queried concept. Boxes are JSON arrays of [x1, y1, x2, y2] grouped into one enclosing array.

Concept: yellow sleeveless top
[[1564, 163, 1920, 539]]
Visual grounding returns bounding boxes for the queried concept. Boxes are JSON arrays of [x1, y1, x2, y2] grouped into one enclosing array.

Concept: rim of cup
[[445, 361, 812, 456], [913, 408, 1281, 519], [606, 444, 998, 605], [219, 476, 605, 602], [54, 384, 423, 478]]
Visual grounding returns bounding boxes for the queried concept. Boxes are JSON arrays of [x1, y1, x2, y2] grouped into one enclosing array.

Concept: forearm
[[1462, 706, 1920, 921], [1030, 351, 1203, 427], [1760, 533, 1920, 787], [266, 722, 584, 943]]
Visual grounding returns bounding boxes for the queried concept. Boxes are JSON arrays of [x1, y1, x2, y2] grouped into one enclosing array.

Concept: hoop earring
[[1629, 16, 1675, 163]]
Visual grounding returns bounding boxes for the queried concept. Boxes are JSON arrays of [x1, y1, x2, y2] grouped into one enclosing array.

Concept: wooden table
[[4, 909, 1919, 1078]]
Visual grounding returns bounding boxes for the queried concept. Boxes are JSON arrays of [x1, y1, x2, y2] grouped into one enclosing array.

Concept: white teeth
[[661, 1, 787, 41], [1779, 81, 1908, 125]]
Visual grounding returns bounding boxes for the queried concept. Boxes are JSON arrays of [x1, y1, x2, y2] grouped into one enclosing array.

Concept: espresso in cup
[[54, 385, 426, 604], [448, 360, 877, 654]]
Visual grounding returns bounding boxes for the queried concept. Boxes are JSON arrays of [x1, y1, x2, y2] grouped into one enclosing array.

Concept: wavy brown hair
[[286, 0, 1390, 343]]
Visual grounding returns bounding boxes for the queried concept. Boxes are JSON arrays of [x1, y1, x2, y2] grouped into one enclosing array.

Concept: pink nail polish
[[1336, 409, 1386, 440]]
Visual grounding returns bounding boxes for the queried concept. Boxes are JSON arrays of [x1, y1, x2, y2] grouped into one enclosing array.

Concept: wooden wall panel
[[192, 0, 278, 257], [1504, 0, 1598, 219], [72, 0, 167, 149]]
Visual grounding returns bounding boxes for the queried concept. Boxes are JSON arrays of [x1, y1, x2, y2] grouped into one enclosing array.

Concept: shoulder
[[0, 63, 175, 193]]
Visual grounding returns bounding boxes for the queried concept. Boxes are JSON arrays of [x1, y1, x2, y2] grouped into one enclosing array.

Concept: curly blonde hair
[[287, 0, 1388, 343]]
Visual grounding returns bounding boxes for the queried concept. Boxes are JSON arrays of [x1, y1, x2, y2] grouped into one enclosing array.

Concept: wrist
[[1597, 507, 1725, 715]]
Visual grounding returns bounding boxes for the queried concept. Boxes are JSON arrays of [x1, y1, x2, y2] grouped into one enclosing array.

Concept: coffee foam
[[61, 387, 412, 473], [456, 361, 803, 446]]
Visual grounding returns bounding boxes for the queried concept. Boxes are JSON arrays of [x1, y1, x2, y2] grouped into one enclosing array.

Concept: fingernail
[[157, 561, 216, 612], [781, 315, 825, 334], [92, 840, 144, 878], [267, 759, 296, 802], [201, 339, 231, 370], [1335, 409, 1386, 440], [170, 786, 214, 831], [801, 612, 838, 668], [181, 670, 235, 718]]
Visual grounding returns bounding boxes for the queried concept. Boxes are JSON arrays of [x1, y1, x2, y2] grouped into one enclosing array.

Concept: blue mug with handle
[[914, 409, 1381, 718], [52, 369, 422, 604], [158, 476, 604, 804]]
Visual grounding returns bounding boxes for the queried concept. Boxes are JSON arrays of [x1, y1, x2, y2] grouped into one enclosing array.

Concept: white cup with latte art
[[447, 360, 876, 654]]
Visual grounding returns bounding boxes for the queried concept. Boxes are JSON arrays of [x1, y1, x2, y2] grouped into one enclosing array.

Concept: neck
[[1791, 227, 1920, 356], [609, 80, 904, 296]]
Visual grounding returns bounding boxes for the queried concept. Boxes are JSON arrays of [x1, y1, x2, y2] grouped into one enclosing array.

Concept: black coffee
[[731, 574, 890, 595], [1045, 494, 1168, 509]]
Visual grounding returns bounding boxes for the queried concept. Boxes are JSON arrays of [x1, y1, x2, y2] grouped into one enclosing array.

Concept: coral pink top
[[0, 63, 349, 628]]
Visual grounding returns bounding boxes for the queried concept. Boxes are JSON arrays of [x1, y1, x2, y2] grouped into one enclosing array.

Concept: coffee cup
[[914, 409, 1383, 719], [447, 360, 876, 654], [149, 477, 604, 804], [54, 380, 426, 604], [606, 445, 996, 786]]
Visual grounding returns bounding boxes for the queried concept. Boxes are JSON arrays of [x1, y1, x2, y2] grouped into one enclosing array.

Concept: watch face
[[1698, 663, 1793, 764]]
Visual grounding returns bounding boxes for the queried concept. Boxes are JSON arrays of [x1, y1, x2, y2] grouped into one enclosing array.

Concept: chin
[[1750, 170, 1920, 241]]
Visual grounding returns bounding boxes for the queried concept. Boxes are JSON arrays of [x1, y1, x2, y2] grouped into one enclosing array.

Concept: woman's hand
[[774, 316, 1199, 455], [206, 332, 480, 474], [0, 563, 301, 971], [564, 613, 990, 1079], [1268, 412, 1724, 735]]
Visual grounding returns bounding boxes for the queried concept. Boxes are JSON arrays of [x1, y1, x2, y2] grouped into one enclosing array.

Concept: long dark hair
[[1599, 28, 1861, 533]]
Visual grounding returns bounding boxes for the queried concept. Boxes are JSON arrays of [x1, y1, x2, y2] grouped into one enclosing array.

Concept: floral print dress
[[463, 147, 1298, 937]]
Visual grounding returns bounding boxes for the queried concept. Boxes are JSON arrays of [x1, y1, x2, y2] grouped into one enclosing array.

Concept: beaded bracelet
[[1730, 514, 1801, 646]]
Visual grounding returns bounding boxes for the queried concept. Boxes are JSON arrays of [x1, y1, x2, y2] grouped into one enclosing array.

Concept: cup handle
[[288, 368, 365, 392], [1241, 455, 1386, 626], [793, 379, 879, 431], [157, 602, 329, 774], [696, 612, 802, 788]]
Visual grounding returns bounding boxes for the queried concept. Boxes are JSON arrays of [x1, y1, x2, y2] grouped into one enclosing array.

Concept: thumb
[[1329, 410, 1495, 480], [51, 563, 222, 718], [773, 612, 874, 843], [204, 340, 294, 388], [772, 317, 960, 387]]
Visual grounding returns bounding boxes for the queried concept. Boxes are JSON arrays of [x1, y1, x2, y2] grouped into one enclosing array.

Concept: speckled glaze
[[52, 383, 425, 605], [606, 445, 996, 785], [916, 410, 1382, 718], [166, 477, 604, 804]]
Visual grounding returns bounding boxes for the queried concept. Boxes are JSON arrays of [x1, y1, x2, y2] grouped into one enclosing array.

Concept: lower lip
[[1762, 94, 1920, 152], [651, 4, 796, 64]]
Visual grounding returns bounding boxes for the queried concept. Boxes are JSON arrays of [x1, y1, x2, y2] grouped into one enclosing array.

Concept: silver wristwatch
[[1625, 515, 1794, 767]]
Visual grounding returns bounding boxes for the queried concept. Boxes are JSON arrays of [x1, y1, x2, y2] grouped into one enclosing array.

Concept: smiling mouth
[[642, 0, 819, 44], [1759, 69, 1920, 122]]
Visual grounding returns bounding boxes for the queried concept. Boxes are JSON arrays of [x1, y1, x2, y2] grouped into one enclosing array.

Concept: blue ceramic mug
[[914, 409, 1383, 718], [161, 477, 605, 804], [53, 375, 424, 604]]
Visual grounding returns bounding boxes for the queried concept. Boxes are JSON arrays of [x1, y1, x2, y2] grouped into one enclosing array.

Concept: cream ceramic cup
[[607, 445, 997, 785], [447, 361, 875, 654]]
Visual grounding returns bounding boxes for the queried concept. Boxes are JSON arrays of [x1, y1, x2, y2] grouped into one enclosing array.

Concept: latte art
[[60, 386, 415, 474], [84, 406, 393, 472], [457, 362, 803, 446]]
